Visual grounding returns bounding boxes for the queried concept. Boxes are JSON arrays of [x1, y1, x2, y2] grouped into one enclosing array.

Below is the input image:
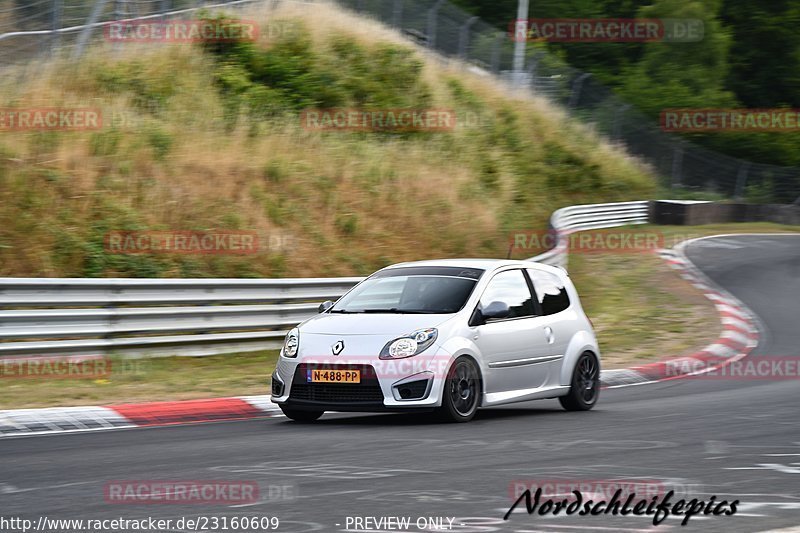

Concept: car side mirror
[[482, 301, 511, 320], [318, 300, 334, 313]]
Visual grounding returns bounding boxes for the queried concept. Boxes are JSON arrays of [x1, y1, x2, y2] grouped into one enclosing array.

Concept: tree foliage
[[452, 0, 800, 169]]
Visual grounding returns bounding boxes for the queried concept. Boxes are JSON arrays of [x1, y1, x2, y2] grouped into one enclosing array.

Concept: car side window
[[527, 268, 570, 315], [479, 269, 535, 319]]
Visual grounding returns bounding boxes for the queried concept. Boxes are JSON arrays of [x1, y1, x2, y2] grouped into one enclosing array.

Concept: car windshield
[[330, 266, 483, 314]]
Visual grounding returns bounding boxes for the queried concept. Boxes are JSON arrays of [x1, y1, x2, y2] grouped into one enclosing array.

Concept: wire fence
[[1, 0, 798, 203], [0, 0, 261, 63], [339, 0, 800, 203]]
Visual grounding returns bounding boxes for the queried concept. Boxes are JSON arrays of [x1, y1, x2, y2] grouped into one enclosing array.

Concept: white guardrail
[[0, 201, 650, 358], [532, 200, 650, 268]]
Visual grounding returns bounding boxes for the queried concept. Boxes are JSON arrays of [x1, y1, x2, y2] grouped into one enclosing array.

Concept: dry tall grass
[[0, 1, 656, 278]]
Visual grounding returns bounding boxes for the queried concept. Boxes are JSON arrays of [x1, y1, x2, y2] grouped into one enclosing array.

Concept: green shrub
[[145, 126, 173, 160], [199, 15, 433, 135], [335, 212, 358, 235], [90, 129, 121, 157]]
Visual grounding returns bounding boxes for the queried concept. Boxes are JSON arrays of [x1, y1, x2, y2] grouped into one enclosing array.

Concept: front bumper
[[271, 352, 450, 411]]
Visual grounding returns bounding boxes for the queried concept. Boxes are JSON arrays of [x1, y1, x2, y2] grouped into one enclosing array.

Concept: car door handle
[[544, 326, 555, 344]]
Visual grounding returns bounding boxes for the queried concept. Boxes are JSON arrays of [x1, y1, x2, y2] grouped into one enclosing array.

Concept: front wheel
[[280, 406, 324, 422], [559, 352, 600, 411], [436, 356, 482, 422]]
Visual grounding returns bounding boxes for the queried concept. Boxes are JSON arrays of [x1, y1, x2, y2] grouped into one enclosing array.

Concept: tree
[[617, 0, 737, 116], [721, 0, 800, 108]]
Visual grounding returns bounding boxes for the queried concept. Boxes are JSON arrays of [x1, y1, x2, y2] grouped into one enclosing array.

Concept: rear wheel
[[280, 406, 324, 422], [436, 356, 482, 422], [559, 352, 600, 411]]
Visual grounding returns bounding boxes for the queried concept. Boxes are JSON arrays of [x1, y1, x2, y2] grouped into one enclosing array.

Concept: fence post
[[568, 72, 590, 109], [426, 0, 445, 49], [114, 0, 128, 19], [512, 0, 529, 88], [525, 53, 536, 92], [458, 16, 478, 59], [490, 32, 504, 73], [734, 163, 750, 199], [111, 0, 128, 55], [160, 0, 170, 21], [612, 103, 630, 140], [671, 145, 684, 188], [72, 0, 111, 60], [50, 0, 63, 55], [392, 0, 403, 28]]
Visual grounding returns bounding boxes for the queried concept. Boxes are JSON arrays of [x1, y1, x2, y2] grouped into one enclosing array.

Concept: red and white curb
[[0, 236, 762, 437], [0, 396, 283, 437], [601, 236, 760, 388]]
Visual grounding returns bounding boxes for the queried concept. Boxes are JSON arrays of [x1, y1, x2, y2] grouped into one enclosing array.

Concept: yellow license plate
[[308, 369, 361, 383]]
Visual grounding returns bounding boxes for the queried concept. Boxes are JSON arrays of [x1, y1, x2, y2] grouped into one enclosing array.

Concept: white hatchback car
[[271, 259, 600, 422]]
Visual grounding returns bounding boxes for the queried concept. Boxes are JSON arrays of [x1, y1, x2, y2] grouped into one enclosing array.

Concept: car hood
[[299, 313, 452, 335]]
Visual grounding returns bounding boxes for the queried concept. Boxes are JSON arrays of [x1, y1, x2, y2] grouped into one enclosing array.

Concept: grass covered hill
[[0, 2, 656, 278]]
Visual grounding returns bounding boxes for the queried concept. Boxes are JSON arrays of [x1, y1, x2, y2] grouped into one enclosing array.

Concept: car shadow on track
[[280, 404, 568, 427]]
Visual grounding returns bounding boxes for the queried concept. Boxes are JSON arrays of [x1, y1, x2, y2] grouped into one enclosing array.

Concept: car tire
[[280, 407, 324, 422], [559, 352, 600, 411], [436, 356, 482, 423]]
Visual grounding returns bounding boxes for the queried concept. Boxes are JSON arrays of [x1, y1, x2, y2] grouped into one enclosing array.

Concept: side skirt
[[482, 385, 570, 407]]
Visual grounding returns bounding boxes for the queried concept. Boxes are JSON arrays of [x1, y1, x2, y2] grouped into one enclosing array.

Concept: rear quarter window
[[527, 268, 570, 315]]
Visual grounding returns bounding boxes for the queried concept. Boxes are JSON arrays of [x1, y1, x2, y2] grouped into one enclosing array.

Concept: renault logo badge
[[332, 340, 345, 356]]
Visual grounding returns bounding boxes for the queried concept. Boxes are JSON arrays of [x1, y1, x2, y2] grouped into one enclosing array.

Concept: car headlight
[[380, 328, 437, 360], [283, 328, 299, 358]]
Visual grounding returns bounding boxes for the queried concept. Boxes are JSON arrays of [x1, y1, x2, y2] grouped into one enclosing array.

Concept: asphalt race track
[[1, 235, 798, 533]]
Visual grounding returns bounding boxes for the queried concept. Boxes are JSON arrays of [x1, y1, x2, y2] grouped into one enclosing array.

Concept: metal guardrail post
[[160, 0, 171, 21], [735, 163, 750, 200], [392, 0, 403, 28], [72, 0, 110, 59], [50, 0, 62, 54], [426, 0, 445, 49], [458, 16, 478, 59], [511, 0, 528, 88], [568, 72, 590, 109], [490, 32, 504, 73], [111, 0, 128, 55], [612, 103, 630, 141], [671, 146, 684, 188], [526, 55, 537, 92]]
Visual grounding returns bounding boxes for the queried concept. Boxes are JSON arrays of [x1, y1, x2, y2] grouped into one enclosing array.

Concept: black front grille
[[290, 364, 384, 404], [290, 382, 385, 402]]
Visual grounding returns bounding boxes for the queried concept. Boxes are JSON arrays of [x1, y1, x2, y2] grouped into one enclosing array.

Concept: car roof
[[382, 258, 562, 275]]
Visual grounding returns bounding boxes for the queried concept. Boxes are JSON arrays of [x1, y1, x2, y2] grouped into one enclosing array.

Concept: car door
[[526, 267, 575, 387], [471, 269, 553, 394]]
